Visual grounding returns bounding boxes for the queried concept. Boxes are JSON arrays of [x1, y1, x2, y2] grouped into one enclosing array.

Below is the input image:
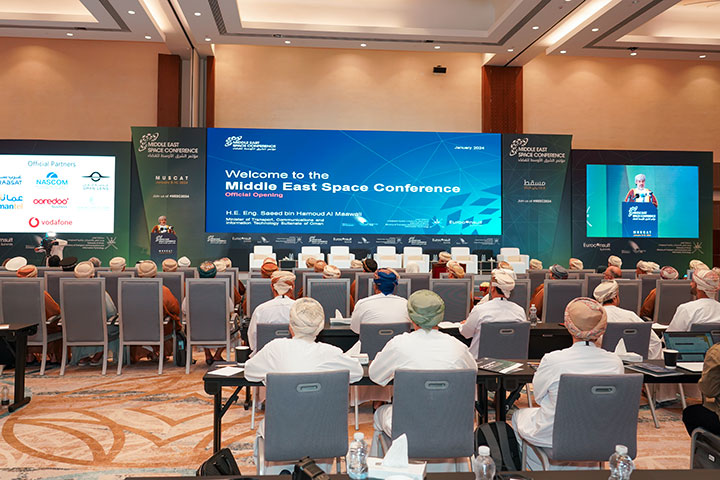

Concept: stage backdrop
[[502, 134, 572, 266], [571, 149, 713, 271], [0, 140, 130, 265]]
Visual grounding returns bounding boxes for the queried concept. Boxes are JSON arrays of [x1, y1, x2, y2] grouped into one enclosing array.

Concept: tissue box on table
[[367, 457, 426, 480]]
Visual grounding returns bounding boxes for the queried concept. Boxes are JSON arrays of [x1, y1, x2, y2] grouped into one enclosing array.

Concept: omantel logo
[[138, 132, 159, 152], [29, 217, 40, 228]]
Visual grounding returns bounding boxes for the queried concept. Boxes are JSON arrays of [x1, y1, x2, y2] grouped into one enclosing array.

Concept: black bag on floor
[[196, 448, 242, 476], [475, 421, 522, 471], [692, 428, 720, 469], [174, 330, 187, 367]]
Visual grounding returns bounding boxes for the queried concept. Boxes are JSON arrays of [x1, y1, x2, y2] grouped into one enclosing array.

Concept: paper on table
[[437, 321, 460, 329], [207, 366, 244, 377], [652, 323, 668, 330], [382, 433, 409, 468]]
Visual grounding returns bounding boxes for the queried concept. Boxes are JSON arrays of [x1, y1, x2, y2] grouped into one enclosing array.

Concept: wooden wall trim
[[157, 54, 182, 127], [481, 66, 523, 133], [206, 56, 215, 128]]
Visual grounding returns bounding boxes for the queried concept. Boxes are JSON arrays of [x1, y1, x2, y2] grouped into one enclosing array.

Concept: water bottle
[[1, 386, 9, 406], [608, 444, 634, 480], [347, 432, 368, 480], [473, 446, 496, 480], [529, 304, 538, 327]]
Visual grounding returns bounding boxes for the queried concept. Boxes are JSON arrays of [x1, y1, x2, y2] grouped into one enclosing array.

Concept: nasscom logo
[[36, 172, 68, 186]]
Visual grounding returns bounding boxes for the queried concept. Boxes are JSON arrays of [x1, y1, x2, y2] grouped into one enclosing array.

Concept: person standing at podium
[[151, 215, 175, 234], [624, 173, 658, 207]]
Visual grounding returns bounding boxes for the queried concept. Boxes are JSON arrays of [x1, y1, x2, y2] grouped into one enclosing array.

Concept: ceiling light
[[629, 47, 637, 56], [128, 10, 136, 15], [205, 37, 212, 42], [507, 48, 514, 52], [66, 32, 73, 37], [699, 55, 707, 59], [360, 43, 367, 47], [194, 12, 202, 16], [284, 40, 291, 44], [434, 45, 440, 49], [591, 28, 599, 32], [560, 50, 567, 54], [532, 26, 539, 30], [630, 52, 637, 56], [145, 35, 152, 40]]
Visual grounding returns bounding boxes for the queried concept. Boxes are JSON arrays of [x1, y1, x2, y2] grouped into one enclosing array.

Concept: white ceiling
[[0, 0, 717, 64]]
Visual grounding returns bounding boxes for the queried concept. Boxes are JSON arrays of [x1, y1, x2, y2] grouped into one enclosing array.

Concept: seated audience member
[[667, 268, 720, 332], [530, 264, 568, 319], [5, 256, 27, 271], [247, 271, 296, 352], [639, 266, 678, 319], [214, 258, 243, 305], [219, 257, 245, 296], [129, 260, 180, 362], [512, 297, 624, 470], [608, 255, 622, 268], [182, 261, 235, 364], [305, 256, 317, 269], [295, 260, 326, 299], [529, 259, 543, 270], [350, 269, 409, 336], [568, 258, 584, 270], [60, 256, 78, 271], [88, 257, 101, 268], [369, 290, 477, 455], [178, 256, 191, 268], [604, 266, 622, 280], [71, 261, 120, 366], [323, 264, 341, 279], [109, 256, 126, 272], [405, 261, 421, 273], [593, 281, 662, 359], [161, 258, 178, 272], [446, 260, 465, 279], [690, 259, 709, 274], [460, 269, 526, 358], [350, 259, 363, 269], [261, 258, 279, 277], [432, 251, 452, 278], [244, 297, 363, 473], [47, 255, 61, 267], [15, 264, 62, 363], [350, 258, 378, 308], [636, 260, 655, 277], [682, 342, 720, 436]]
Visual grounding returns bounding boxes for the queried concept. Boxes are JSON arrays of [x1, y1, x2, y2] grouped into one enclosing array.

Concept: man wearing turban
[[110, 256, 127, 272], [446, 260, 466, 279], [247, 271, 296, 352], [244, 297, 363, 474], [369, 290, 477, 456], [668, 268, 720, 332], [350, 258, 378, 309], [512, 297, 624, 470], [639, 266, 678, 319], [214, 258, 244, 306], [460, 269, 527, 358], [568, 258, 584, 270], [608, 255, 622, 268], [432, 251, 453, 278], [530, 265, 568, 319], [295, 260, 327, 299], [529, 259, 543, 270], [636, 260, 656, 277], [593, 280, 662, 359]]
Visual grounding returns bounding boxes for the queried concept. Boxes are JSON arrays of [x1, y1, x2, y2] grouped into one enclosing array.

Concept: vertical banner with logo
[[501, 134, 572, 266], [130, 127, 207, 263]]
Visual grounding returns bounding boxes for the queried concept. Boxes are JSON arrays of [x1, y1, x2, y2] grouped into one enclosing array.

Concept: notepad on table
[[207, 366, 244, 377]]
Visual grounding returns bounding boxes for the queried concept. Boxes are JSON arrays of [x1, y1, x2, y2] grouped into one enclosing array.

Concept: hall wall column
[[481, 66, 522, 133]]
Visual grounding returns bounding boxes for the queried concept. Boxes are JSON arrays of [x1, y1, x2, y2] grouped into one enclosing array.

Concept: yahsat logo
[[138, 132, 159, 152], [224, 136, 243, 148], [509, 138, 529, 156], [36, 172, 68, 186]]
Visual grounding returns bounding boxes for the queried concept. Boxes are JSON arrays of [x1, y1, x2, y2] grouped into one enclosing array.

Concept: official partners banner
[[501, 134, 572, 266], [130, 127, 206, 263]]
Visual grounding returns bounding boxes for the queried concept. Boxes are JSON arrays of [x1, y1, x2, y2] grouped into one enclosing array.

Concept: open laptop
[[663, 331, 715, 372]]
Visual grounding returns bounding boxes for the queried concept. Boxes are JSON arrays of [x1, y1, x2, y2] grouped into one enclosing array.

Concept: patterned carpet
[[0, 354, 696, 479]]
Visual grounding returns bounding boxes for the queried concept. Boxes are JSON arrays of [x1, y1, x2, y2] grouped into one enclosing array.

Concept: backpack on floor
[[475, 421, 522, 471], [174, 330, 187, 367], [196, 448, 242, 476], [692, 428, 720, 469]]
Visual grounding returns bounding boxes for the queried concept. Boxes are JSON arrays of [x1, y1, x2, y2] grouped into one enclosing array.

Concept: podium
[[622, 202, 658, 238], [151, 232, 178, 263]]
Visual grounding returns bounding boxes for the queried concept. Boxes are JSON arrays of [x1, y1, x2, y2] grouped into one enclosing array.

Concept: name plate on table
[[622, 202, 657, 238]]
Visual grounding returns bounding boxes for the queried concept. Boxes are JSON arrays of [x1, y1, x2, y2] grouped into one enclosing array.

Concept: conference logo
[[0, 175, 21, 186], [33, 198, 69, 208], [0, 194, 23, 210], [155, 174, 189, 185], [138, 132, 159, 152], [36, 172, 68, 187], [83, 172, 110, 182], [224, 136, 243, 148], [509, 138, 529, 156], [206, 235, 228, 245], [627, 206, 638, 218], [523, 179, 546, 190], [224, 135, 277, 152]]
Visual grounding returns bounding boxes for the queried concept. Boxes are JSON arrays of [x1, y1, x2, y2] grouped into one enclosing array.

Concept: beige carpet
[[0, 355, 696, 479]]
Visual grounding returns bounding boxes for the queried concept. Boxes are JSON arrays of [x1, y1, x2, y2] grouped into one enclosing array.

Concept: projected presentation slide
[[206, 128, 502, 235], [0, 154, 116, 233], [586, 164, 698, 238]]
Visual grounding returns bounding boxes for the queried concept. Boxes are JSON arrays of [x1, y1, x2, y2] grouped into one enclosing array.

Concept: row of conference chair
[[0, 276, 239, 375]]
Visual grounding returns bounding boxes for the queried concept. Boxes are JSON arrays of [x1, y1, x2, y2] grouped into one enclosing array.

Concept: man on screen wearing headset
[[624, 173, 658, 207], [151, 215, 175, 234]]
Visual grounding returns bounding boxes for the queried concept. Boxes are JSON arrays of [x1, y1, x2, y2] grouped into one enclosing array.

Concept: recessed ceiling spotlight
[[128, 10, 135, 15], [591, 28, 599, 32], [629, 47, 637, 56], [700, 54, 707, 59], [434, 45, 440, 49], [205, 37, 212, 42], [145, 35, 152, 40], [285, 40, 291, 44], [360, 43, 367, 47], [507, 48, 514, 52], [630, 52, 637, 56], [560, 50, 567, 54], [194, 12, 202, 16], [532, 26, 539, 30], [66, 32, 74, 37]]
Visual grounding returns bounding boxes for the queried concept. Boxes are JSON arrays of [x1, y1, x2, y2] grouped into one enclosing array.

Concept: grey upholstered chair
[[430, 278, 473, 323], [477, 322, 530, 360], [116, 278, 165, 375], [621, 269, 638, 279], [640, 274, 661, 305], [257, 371, 350, 474], [251, 323, 292, 429], [615, 279, 642, 314], [98, 271, 136, 307], [528, 269, 550, 295], [354, 272, 375, 301], [246, 278, 273, 318], [653, 280, 692, 325], [364, 278, 411, 300], [520, 373, 643, 470], [307, 278, 350, 322], [156, 272, 185, 322], [184, 278, 232, 373], [403, 273, 431, 293], [541, 280, 585, 323], [584, 274, 604, 300], [44, 271, 77, 306], [508, 279, 531, 313], [601, 322, 652, 360]]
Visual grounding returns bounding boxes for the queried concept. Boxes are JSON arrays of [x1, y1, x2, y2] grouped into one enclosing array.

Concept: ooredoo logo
[[29, 217, 40, 228], [33, 198, 69, 205]]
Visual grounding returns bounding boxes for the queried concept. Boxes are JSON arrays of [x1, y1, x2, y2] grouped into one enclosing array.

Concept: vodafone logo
[[33, 198, 69, 205], [29, 217, 40, 228]]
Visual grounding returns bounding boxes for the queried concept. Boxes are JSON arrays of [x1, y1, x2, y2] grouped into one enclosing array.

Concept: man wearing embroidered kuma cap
[[446, 260, 466, 279], [594, 280, 662, 359], [529, 259, 543, 270], [513, 297, 624, 470], [530, 264, 568, 319], [460, 269, 527, 358], [247, 271, 296, 352], [667, 268, 720, 332], [639, 266, 678, 319], [369, 290, 477, 455]]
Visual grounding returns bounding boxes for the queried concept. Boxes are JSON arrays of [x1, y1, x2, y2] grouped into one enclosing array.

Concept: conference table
[[202, 359, 700, 454], [0, 322, 39, 412]]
